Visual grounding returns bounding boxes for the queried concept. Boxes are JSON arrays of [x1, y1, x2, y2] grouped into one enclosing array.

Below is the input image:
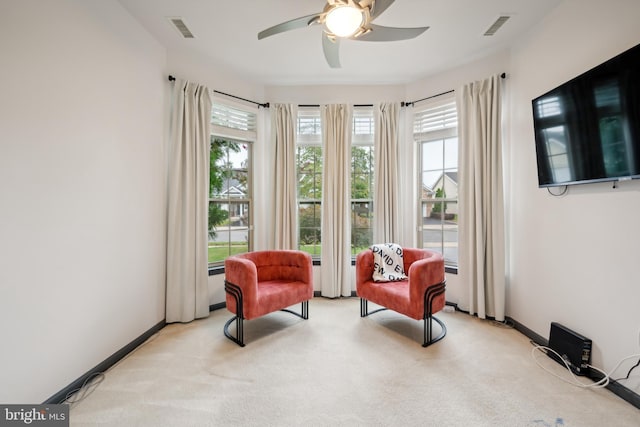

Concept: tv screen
[[532, 42, 640, 187]]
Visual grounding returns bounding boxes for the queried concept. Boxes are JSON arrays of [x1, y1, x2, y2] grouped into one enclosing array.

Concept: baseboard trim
[[312, 291, 358, 298], [44, 320, 166, 404], [506, 316, 640, 410], [506, 316, 548, 346], [209, 302, 226, 312]]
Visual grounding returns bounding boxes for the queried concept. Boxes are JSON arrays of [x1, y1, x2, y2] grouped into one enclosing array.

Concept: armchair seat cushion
[[251, 280, 312, 319], [357, 280, 415, 319]]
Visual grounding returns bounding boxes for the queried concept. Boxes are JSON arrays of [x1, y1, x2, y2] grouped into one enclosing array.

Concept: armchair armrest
[[408, 252, 445, 304], [355, 250, 375, 288], [225, 256, 259, 313]]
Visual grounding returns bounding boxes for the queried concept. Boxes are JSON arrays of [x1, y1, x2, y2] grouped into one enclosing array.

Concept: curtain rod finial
[[168, 75, 175, 82]]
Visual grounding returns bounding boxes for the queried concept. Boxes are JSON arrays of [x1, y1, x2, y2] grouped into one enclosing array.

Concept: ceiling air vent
[[484, 15, 510, 36], [168, 17, 195, 39]]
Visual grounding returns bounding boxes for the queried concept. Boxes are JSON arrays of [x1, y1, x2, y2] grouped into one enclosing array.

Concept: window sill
[[445, 265, 458, 275], [208, 266, 225, 276]]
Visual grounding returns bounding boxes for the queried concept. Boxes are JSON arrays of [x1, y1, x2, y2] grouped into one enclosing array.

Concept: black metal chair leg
[[281, 300, 310, 320], [225, 280, 310, 347], [223, 315, 245, 347], [422, 315, 447, 347], [360, 298, 387, 317], [224, 281, 245, 347], [422, 281, 447, 347]]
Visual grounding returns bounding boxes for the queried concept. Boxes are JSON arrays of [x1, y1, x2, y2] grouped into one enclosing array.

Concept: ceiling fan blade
[[258, 13, 321, 40], [322, 33, 341, 68], [355, 24, 429, 42], [369, 0, 395, 20]]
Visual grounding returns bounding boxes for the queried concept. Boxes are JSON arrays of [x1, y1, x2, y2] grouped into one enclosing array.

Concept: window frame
[[351, 107, 374, 256], [295, 106, 376, 260], [208, 97, 256, 272], [414, 96, 459, 271], [296, 107, 323, 258]]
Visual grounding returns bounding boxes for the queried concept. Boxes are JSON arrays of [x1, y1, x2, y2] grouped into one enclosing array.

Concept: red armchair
[[356, 247, 446, 347], [224, 250, 313, 346]]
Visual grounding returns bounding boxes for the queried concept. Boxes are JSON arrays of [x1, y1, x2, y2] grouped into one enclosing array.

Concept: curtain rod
[[298, 104, 373, 108], [169, 72, 506, 110], [168, 75, 270, 109], [402, 72, 506, 107]]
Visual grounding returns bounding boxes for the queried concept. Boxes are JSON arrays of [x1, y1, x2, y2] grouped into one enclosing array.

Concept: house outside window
[[414, 97, 459, 267], [208, 99, 256, 268]]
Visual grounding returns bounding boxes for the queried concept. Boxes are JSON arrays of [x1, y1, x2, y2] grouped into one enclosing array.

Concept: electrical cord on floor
[[62, 372, 105, 406], [613, 357, 640, 382], [531, 343, 640, 389], [61, 328, 163, 406]]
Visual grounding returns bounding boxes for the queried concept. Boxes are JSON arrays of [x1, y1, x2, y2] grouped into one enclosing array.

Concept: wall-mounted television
[[532, 42, 640, 187]]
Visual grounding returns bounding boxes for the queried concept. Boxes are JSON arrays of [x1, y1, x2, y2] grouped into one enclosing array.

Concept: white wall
[[507, 0, 640, 390], [0, 0, 167, 403]]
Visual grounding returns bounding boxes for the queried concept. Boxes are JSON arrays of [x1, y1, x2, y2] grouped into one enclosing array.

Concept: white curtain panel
[[457, 74, 506, 321], [272, 104, 298, 249], [373, 102, 401, 244], [321, 104, 353, 297], [166, 79, 211, 323]]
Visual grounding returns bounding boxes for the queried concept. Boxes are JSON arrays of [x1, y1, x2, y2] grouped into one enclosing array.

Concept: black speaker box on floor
[[547, 322, 592, 376]]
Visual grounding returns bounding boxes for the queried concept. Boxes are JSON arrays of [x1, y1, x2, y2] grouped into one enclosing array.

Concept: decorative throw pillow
[[371, 243, 408, 282]]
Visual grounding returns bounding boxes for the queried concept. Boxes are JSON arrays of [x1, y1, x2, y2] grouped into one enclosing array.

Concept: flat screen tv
[[532, 42, 640, 187]]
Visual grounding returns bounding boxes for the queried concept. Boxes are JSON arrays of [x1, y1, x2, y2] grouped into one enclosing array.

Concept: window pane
[[208, 134, 252, 267], [297, 146, 323, 200], [422, 171, 441, 193], [422, 203, 443, 253], [422, 200, 458, 265], [422, 139, 443, 170], [444, 137, 458, 169], [299, 202, 321, 256], [352, 201, 373, 255], [352, 144, 373, 199], [442, 169, 458, 200], [208, 202, 249, 264], [211, 139, 247, 197], [352, 146, 373, 174]]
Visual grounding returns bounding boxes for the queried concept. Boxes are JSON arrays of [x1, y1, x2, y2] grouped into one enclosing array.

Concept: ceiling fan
[[257, 0, 429, 68]]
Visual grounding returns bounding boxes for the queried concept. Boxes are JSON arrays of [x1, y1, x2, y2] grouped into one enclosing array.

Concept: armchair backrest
[[235, 250, 312, 284], [356, 247, 444, 287]]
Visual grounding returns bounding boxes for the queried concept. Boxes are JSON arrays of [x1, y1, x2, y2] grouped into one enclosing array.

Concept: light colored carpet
[[70, 298, 639, 426]]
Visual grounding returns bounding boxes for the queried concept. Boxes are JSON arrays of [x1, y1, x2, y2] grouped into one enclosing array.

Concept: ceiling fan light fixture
[[325, 5, 364, 37]]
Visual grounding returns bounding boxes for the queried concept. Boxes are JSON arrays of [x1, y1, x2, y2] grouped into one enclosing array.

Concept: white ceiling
[[118, 0, 562, 86]]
